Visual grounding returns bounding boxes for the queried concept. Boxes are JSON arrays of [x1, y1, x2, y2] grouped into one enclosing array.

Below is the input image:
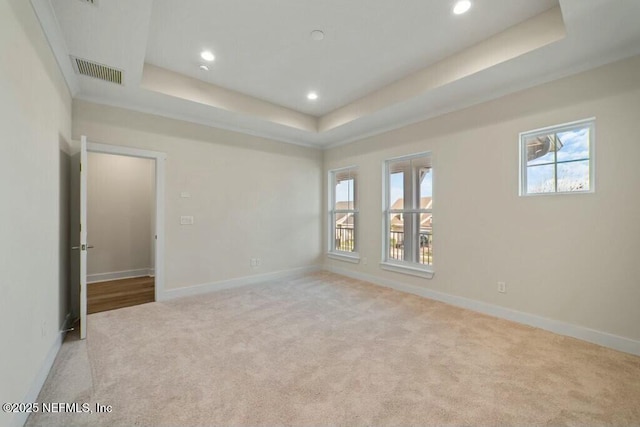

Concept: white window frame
[[328, 166, 360, 263], [381, 152, 434, 279], [519, 118, 595, 196]]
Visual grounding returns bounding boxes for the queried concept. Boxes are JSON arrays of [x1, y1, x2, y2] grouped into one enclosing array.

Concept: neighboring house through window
[[520, 118, 595, 195], [382, 153, 433, 278], [328, 167, 359, 262]]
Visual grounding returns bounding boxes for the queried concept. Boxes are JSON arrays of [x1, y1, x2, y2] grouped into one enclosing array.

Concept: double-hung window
[[328, 167, 359, 262], [520, 118, 594, 195], [382, 153, 433, 278]]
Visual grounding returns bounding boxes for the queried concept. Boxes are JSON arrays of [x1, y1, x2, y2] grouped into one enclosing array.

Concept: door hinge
[[79, 162, 82, 172]]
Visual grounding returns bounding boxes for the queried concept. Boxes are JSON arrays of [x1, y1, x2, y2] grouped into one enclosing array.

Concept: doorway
[[70, 139, 166, 338], [86, 152, 155, 314]]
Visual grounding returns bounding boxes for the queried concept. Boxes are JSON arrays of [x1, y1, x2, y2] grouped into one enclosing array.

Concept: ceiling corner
[[30, 0, 80, 96]]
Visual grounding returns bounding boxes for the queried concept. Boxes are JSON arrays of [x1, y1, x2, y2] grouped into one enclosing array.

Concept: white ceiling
[[32, 0, 640, 148], [145, 0, 556, 117]]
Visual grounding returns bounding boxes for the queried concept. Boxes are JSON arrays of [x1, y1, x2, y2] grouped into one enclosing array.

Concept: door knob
[[71, 245, 94, 250]]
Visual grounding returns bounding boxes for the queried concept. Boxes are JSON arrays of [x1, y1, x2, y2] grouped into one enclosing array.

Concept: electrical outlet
[[362, 257, 368, 265], [497, 282, 506, 293]]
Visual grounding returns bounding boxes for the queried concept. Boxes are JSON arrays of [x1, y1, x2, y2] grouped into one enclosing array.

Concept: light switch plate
[[180, 216, 194, 225]]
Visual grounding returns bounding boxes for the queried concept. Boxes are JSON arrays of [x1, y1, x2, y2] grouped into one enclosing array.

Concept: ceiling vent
[[71, 56, 123, 85]]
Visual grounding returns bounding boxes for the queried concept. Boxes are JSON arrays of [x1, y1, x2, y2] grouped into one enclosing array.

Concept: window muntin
[[520, 119, 594, 195], [384, 153, 433, 269], [329, 167, 358, 255]]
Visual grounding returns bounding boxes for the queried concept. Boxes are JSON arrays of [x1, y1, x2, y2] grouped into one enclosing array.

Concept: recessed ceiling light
[[310, 30, 325, 41], [453, 0, 471, 15], [200, 50, 215, 62], [307, 92, 318, 100], [199, 65, 209, 71]]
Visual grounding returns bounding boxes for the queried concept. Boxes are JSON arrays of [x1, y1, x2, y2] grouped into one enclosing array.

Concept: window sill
[[520, 189, 594, 197], [380, 261, 434, 279], [327, 252, 360, 264]]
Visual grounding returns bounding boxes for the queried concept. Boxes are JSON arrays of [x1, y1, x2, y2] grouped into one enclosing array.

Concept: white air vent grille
[[71, 57, 123, 85]]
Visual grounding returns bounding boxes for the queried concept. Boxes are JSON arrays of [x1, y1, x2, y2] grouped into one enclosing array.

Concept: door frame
[[85, 141, 167, 303]]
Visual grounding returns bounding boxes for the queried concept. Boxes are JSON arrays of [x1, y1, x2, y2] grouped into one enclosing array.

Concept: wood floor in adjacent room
[[88, 276, 155, 314], [29, 272, 640, 426]]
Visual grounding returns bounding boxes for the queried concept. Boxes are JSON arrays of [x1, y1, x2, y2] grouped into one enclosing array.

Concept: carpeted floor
[[28, 272, 640, 426]]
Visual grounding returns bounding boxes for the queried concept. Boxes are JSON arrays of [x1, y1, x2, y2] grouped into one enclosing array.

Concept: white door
[[78, 136, 88, 339]]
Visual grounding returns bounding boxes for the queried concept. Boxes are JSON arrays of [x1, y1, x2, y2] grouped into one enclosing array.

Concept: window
[[520, 118, 594, 196], [328, 167, 359, 262], [383, 153, 433, 278]]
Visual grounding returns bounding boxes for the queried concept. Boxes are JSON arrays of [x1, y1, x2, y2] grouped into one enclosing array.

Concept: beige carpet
[[28, 272, 640, 426]]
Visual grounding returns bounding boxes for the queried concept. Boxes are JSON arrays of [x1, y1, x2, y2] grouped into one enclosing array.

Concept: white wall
[[0, 1, 72, 426], [73, 101, 323, 292], [324, 55, 640, 346], [87, 152, 154, 280]]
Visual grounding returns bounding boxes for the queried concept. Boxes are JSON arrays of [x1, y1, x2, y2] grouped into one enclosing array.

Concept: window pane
[[557, 160, 589, 192], [521, 120, 593, 196], [419, 168, 433, 207], [385, 154, 433, 269], [330, 167, 358, 255], [419, 213, 433, 266], [389, 171, 404, 210], [527, 164, 555, 194], [388, 213, 405, 261], [556, 127, 590, 162], [526, 134, 557, 166], [335, 213, 355, 252], [335, 177, 354, 210], [388, 212, 429, 264]]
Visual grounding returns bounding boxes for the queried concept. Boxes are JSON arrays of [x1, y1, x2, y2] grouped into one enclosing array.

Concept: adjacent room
[[1, 0, 640, 426], [86, 152, 156, 314]]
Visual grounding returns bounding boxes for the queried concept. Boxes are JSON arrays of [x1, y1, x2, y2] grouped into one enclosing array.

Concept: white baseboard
[[87, 268, 153, 283], [161, 265, 322, 301], [325, 265, 640, 356], [13, 317, 71, 427]]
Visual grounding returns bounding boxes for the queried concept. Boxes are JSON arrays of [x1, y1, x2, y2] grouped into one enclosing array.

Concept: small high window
[[520, 119, 595, 195]]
